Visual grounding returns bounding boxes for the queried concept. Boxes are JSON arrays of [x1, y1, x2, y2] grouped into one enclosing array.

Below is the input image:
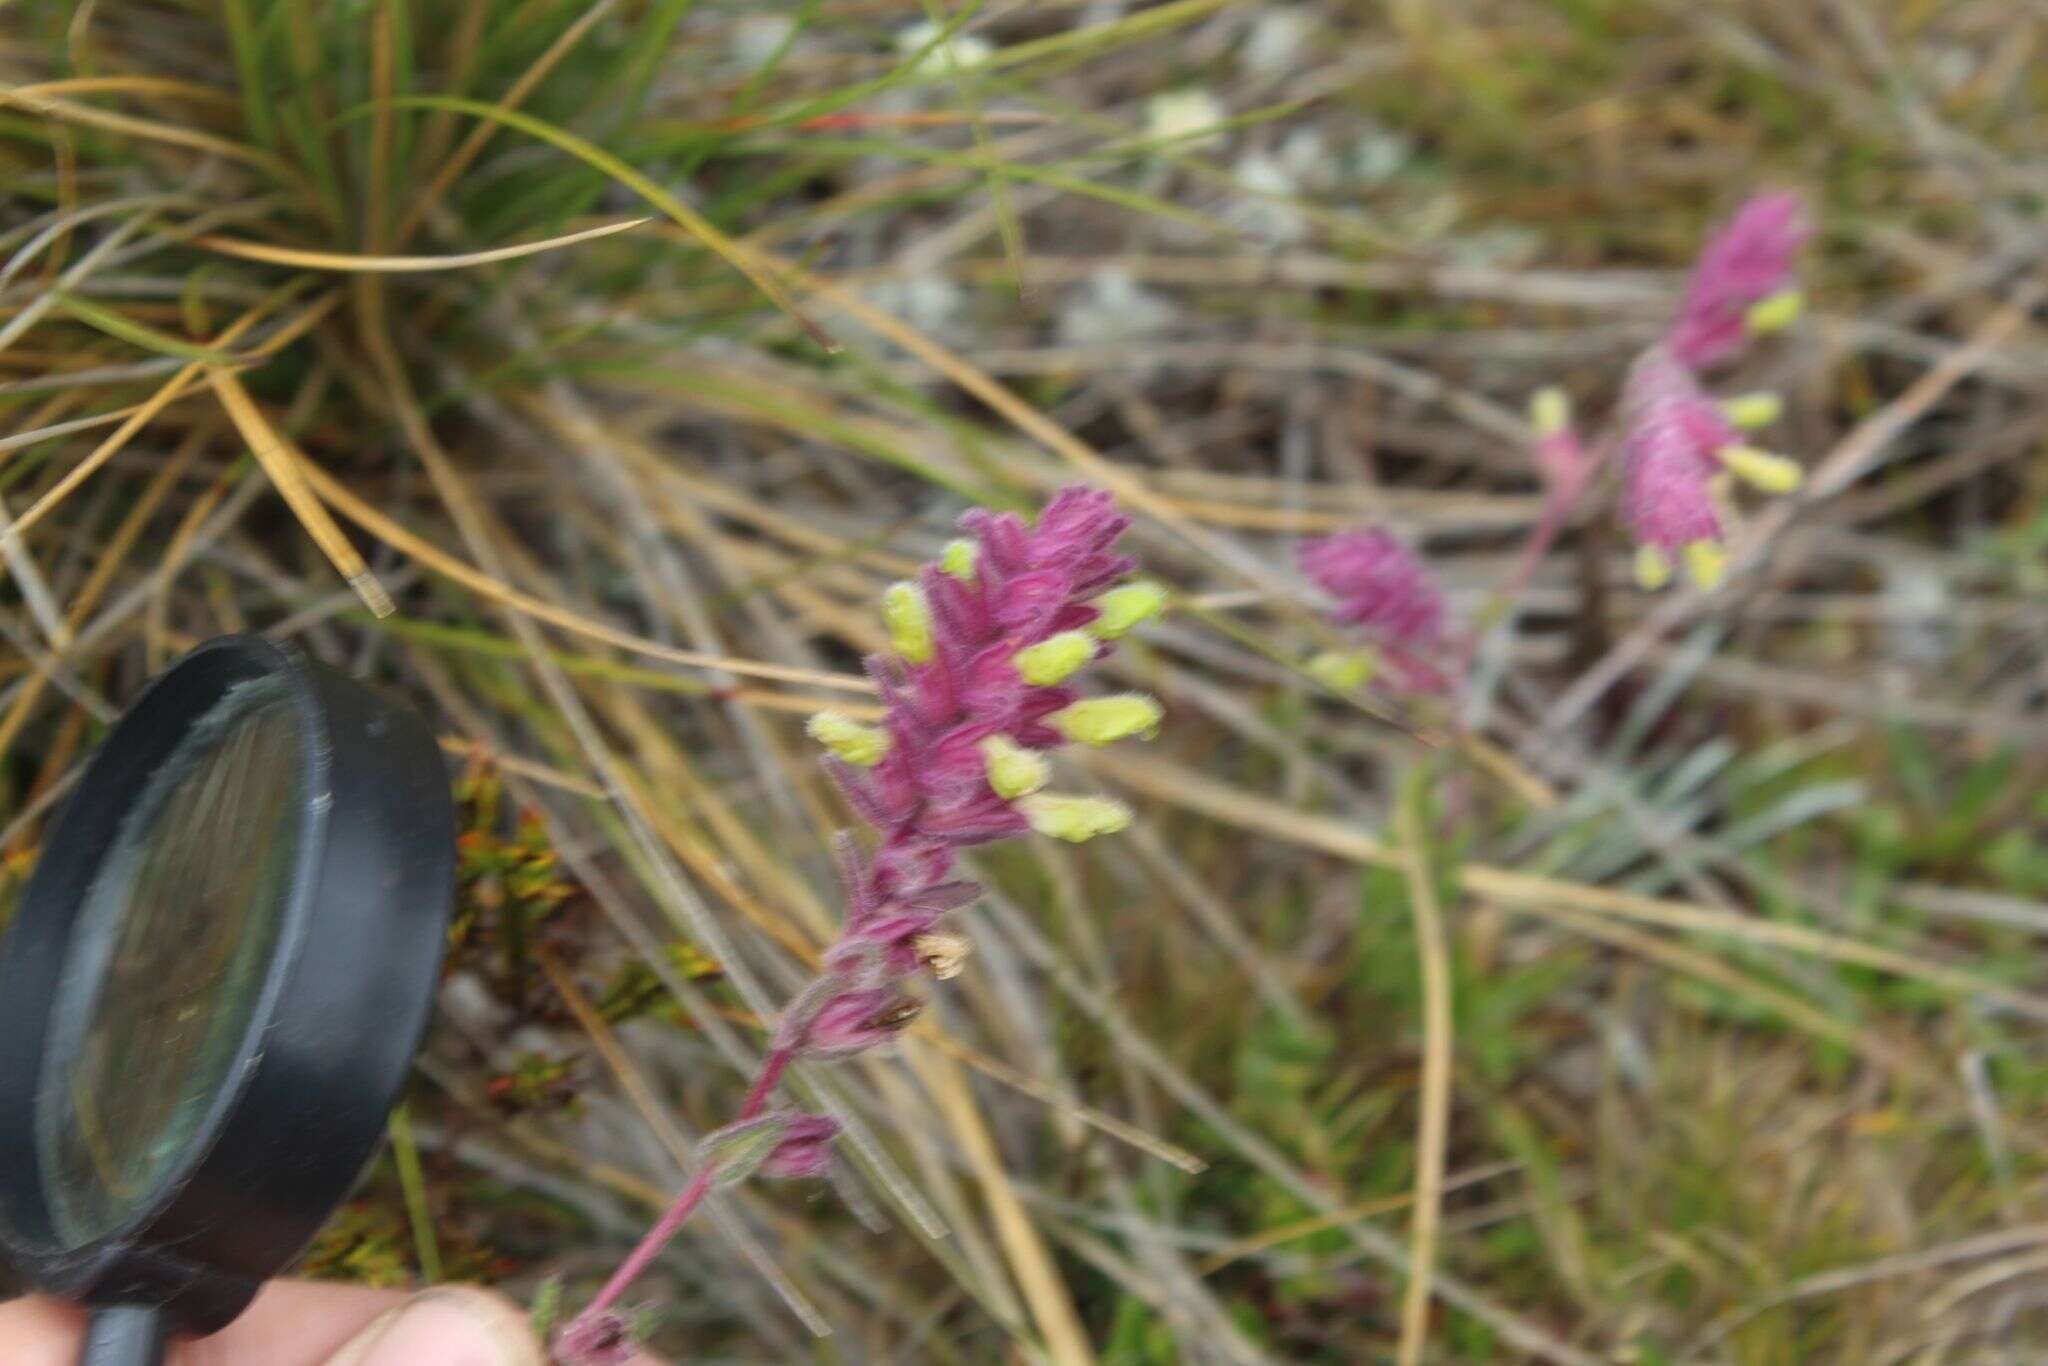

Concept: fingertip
[[326, 1286, 542, 1366], [0, 1295, 86, 1366], [193, 1280, 409, 1364]]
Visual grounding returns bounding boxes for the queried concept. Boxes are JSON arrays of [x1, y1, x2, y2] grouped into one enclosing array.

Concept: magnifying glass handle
[[80, 1304, 168, 1366]]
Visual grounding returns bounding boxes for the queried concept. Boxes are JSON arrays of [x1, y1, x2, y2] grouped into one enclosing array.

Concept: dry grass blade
[[6, 75, 241, 106], [914, 1030, 1207, 1175], [192, 216, 652, 272], [4, 289, 335, 542], [907, 1045, 1097, 1366], [210, 367, 395, 617], [290, 455, 873, 695], [0, 85, 293, 176], [1395, 773, 1454, 1366], [374, 95, 835, 349]]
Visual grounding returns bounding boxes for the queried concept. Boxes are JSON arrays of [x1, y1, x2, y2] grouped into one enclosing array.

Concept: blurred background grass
[[2, 0, 2047, 1361]]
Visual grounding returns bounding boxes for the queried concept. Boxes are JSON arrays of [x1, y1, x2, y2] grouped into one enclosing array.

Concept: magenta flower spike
[[1299, 530, 1446, 645], [1298, 529, 1456, 695], [1608, 195, 1814, 592], [1618, 344, 1808, 591], [1619, 348, 1729, 542], [557, 487, 1164, 1363], [1666, 192, 1811, 370]]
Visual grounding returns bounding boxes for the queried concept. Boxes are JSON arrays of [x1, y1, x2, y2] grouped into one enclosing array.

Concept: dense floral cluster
[[556, 489, 1164, 1363], [1297, 528, 1455, 696], [1618, 192, 1811, 589], [800, 487, 1164, 1027], [1295, 193, 1813, 703]]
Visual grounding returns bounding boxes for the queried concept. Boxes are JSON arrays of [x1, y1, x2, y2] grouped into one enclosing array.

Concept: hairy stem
[[573, 1161, 720, 1324]]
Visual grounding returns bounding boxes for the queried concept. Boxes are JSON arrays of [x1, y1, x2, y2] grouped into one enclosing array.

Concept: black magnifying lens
[[0, 636, 456, 1365]]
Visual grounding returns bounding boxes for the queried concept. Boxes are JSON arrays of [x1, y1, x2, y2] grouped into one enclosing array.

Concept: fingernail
[[328, 1288, 542, 1366]]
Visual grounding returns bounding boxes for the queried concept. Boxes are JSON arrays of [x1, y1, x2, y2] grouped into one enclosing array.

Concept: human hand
[[0, 1279, 665, 1365]]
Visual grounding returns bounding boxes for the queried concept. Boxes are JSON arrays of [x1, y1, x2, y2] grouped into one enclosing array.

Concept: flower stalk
[[555, 488, 1162, 1362]]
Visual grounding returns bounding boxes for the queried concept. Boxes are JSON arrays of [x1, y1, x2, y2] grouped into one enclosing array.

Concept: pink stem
[[1454, 432, 1613, 677], [567, 813, 923, 1333], [735, 1046, 795, 1123], [573, 1163, 719, 1323], [1503, 496, 1568, 608], [566, 1034, 801, 1324]]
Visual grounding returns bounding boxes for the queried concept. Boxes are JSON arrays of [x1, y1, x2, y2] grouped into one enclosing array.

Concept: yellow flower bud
[[1721, 392, 1783, 430], [1306, 648, 1376, 692], [1019, 793, 1133, 843], [980, 734, 1049, 799], [1530, 386, 1571, 437], [882, 581, 934, 663], [1013, 630, 1094, 685], [807, 711, 891, 767], [1745, 289, 1803, 335], [1088, 580, 1168, 639], [1716, 444, 1804, 494], [940, 538, 978, 581], [1684, 540, 1727, 590], [1051, 694, 1164, 746], [1634, 544, 1673, 591]]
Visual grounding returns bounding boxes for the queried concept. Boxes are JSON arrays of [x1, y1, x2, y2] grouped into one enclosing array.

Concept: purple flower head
[[740, 487, 1161, 1214], [1667, 192, 1810, 369], [1618, 347, 1730, 553], [1299, 530, 1447, 646], [1299, 530, 1456, 697], [1618, 326, 1809, 591], [820, 487, 1159, 946]]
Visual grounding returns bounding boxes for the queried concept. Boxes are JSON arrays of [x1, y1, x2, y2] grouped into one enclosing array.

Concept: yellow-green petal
[[1088, 580, 1168, 639], [1716, 444, 1804, 495], [1307, 648, 1376, 692], [1634, 544, 1673, 591], [980, 734, 1049, 799], [882, 581, 934, 663], [940, 538, 978, 581], [1013, 631, 1094, 685], [1745, 289, 1803, 335], [1684, 540, 1727, 590], [1051, 694, 1164, 746], [807, 711, 891, 766], [1020, 793, 1133, 843], [1721, 392, 1783, 430], [1529, 386, 1570, 437]]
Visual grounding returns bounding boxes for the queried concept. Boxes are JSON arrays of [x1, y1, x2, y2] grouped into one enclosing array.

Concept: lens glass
[[37, 676, 304, 1244]]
